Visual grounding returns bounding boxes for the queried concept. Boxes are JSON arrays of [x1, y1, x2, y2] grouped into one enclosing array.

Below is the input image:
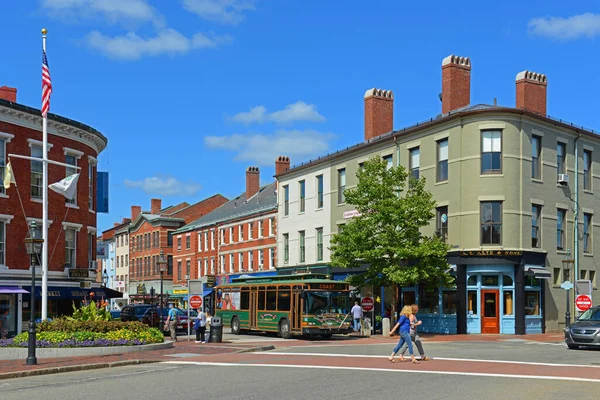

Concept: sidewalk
[[340, 332, 565, 344], [0, 339, 274, 380]]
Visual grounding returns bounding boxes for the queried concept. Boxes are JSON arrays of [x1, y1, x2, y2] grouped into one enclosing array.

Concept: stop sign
[[575, 295, 593, 312], [189, 295, 202, 309], [361, 297, 374, 312]]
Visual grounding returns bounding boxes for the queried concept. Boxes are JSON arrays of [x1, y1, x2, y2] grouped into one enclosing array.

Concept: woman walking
[[388, 305, 420, 364], [399, 304, 430, 361]]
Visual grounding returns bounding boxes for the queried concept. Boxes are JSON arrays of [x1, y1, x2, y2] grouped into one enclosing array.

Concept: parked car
[[159, 307, 198, 332], [109, 310, 121, 320], [120, 305, 159, 328], [564, 306, 600, 349]]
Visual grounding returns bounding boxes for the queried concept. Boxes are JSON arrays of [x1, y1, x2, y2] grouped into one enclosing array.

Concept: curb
[[0, 359, 159, 381], [235, 345, 275, 353]]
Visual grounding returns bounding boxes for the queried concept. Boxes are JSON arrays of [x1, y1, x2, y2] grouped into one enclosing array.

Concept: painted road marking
[[162, 361, 600, 383], [263, 351, 600, 369]]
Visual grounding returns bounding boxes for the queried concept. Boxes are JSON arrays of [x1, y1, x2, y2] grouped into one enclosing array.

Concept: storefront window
[[442, 291, 457, 315], [467, 275, 478, 286], [468, 290, 478, 315], [525, 276, 540, 287], [503, 275, 513, 286], [481, 275, 499, 286], [503, 291, 513, 315], [402, 291, 415, 308], [419, 287, 438, 314], [525, 291, 540, 315]]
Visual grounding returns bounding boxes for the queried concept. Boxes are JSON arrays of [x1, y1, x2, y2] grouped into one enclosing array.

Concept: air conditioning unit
[[258, 264, 264, 271], [558, 174, 569, 184]]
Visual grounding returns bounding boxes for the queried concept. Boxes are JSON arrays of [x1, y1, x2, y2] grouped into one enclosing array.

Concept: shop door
[[249, 290, 258, 329], [481, 290, 499, 334], [290, 290, 302, 333]]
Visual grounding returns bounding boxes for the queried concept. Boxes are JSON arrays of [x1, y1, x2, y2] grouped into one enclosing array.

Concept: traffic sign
[[361, 297, 374, 312], [575, 294, 593, 312], [189, 295, 203, 309]]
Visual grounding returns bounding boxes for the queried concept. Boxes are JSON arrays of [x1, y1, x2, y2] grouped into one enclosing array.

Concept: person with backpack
[[194, 308, 207, 343]]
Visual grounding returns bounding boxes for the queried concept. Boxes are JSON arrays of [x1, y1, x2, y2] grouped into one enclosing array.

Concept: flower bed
[[0, 319, 164, 348]]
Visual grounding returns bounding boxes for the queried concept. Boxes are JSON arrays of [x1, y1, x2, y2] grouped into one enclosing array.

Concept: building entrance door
[[481, 290, 499, 334]]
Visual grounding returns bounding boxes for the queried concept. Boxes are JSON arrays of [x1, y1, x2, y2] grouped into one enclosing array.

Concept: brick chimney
[[516, 70, 547, 116], [113, 222, 119, 227], [275, 156, 291, 176], [122, 218, 131, 224], [442, 55, 471, 114], [0, 86, 17, 102], [131, 205, 141, 221], [364, 88, 393, 141], [246, 166, 260, 199], [151, 198, 162, 214]]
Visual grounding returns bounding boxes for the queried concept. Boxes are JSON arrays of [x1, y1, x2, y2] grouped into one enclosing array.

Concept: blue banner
[[96, 171, 109, 213]]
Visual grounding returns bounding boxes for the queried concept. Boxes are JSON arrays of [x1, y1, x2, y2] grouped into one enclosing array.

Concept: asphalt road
[[1, 361, 599, 400]]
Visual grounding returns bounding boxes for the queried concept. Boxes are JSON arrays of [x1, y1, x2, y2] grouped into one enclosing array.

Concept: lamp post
[[24, 220, 44, 366], [102, 268, 108, 287], [157, 250, 167, 325], [562, 252, 575, 328]]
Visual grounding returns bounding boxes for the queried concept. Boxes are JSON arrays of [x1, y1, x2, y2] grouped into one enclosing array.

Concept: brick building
[[173, 158, 289, 310], [0, 87, 108, 336], [127, 196, 227, 304]]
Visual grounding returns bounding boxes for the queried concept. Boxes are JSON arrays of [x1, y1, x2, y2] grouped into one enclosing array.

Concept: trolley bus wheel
[[320, 334, 332, 340], [231, 317, 241, 335], [279, 319, 291, 339]]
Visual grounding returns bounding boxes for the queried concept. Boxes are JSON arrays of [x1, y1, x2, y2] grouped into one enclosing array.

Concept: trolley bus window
[[266, 286, 277, 310], [278, 291, 291, 311], [257, 290, 265, 310], [240, 290, 249, 310], [304, 291, 350, 315]]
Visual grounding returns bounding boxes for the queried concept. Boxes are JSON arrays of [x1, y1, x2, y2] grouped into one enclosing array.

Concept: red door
[[481, 290, 499, 334]]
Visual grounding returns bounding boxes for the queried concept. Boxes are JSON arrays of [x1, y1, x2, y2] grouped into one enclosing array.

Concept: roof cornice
[[0, 100, 107, 154]]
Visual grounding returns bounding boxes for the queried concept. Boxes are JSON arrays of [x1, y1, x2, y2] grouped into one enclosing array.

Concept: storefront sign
[[459, 250, 522, 257], [308, 283, 347, 291], [115, 281, 125, 288], [137, 283, 146, 295], [206, 275, 216, 288], [68, 268, 90, 279], [173, 289, 188, 295], [343, 210, 362, 219]]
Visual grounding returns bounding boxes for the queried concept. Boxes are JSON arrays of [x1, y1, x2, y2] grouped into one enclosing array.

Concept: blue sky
[[1, 1, 600, 232]]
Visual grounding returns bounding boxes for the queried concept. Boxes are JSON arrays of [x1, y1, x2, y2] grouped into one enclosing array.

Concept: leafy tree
[[329, 157, 452, 289]]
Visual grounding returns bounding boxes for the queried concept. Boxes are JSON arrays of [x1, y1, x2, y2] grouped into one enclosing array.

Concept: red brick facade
[[0, 111, 103, 274]]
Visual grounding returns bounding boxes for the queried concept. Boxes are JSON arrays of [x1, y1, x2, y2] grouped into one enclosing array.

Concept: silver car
[[565, 306, 600, 349]]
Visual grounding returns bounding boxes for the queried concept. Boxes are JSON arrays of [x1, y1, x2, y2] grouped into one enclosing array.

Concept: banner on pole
[[49, 173, 79, 199], [96, 171, 109, 213]]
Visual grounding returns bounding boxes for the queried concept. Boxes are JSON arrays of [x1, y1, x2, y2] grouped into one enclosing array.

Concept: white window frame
[[64, 149, 82, 207], [229, 227, 234, 242], [229, 254, 234, 273], [258, 249, 264, 267], [239, 225, 243, 241], [198, 232, 202, 252], [30, 145, 43, 200], [204, 231, 208, 250], [64, 227, 78, 268], [220, 229, 225, 245], [258, 220, 263, 238], [221, 255, 225, 274], [0, 134, 13, 196], [269, 248, 275, 270], [239, 252, 244, 271], [249, 222, 254, 239], [210, 230, 215, 249], [248, 251, 254, 271], [210, 257, 215, 274], [269, 218, 275, 236]]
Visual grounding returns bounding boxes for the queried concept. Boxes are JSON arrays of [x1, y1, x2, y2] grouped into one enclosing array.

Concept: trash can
[[209, 316, 223, 343]]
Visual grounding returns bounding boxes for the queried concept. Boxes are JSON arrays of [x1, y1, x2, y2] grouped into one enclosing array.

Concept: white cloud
[[124, 175, 202, 196], [41, 0, 162, 26], [231, 101, 326, 124], [528, 13, 600, 40], [204, 129, 335, 166], [86, 29, 232, 60], [182, 0, 256, 25]]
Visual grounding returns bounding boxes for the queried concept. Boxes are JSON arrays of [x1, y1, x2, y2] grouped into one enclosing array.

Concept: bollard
[[382, 318, 391, 337]]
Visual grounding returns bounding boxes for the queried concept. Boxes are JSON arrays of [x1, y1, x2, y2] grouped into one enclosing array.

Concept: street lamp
[[102, 268, 108, 287], [562, 252, 575, 328], [157, 250, 167, 325], [24, 220, 44, 366]]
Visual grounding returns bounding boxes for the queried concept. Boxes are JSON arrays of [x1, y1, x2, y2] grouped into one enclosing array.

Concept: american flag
[[42, 50, 52, 117]]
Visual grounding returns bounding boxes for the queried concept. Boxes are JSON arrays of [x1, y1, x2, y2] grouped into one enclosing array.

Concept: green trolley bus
[[215, 273, 354, 339]]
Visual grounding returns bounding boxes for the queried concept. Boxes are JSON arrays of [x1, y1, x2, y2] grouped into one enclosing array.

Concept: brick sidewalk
[[0, 340, 270, 378]]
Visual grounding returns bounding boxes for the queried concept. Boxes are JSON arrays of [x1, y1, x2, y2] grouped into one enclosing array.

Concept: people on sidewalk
[[399, 304, 430, 361], [165, 304, 178, 342], [351, 301, 362, 332], [388, 305, 420, 364], [194, 308, 207, 343]]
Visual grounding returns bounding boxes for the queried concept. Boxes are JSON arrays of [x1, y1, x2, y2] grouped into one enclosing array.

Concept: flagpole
[[41, 28, 49, 321]]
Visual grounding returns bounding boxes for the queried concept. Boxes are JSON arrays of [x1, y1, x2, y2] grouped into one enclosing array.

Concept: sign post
[[561, 281, 574, 327], [187, 279, 204, 341], [575, 294, 593, 312]]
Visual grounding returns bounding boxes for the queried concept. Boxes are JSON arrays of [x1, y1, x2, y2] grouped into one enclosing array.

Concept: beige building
[[276, 55, 598, 335]]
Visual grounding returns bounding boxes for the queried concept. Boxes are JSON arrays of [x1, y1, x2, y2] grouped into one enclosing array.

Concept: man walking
[[165, 304, 178, 342], [351, 301, 362, 332], [194, 308, 207, 343]]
